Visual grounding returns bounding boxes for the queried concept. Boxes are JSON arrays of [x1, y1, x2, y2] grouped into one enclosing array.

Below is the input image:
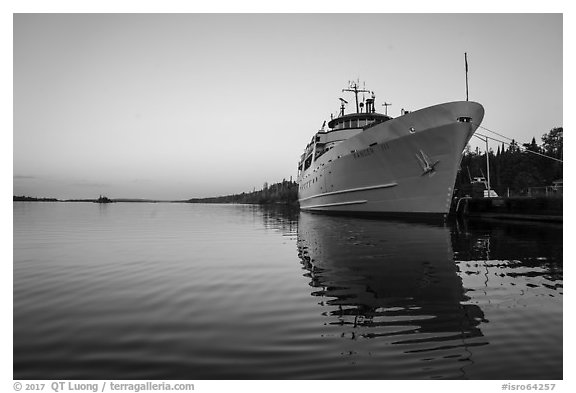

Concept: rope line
[[472, 122, 516, 142], [473, 131, 563, 163]]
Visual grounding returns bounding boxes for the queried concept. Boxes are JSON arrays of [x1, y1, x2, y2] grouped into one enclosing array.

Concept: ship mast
[[465, 52, 469, 101], [342, 80, 371, 114]]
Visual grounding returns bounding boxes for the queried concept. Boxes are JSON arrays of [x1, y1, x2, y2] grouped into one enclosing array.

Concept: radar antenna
[[338, 98, 348, 117]]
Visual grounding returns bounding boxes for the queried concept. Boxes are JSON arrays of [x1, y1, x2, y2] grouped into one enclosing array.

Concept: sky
[[13, 13, 563, 200]]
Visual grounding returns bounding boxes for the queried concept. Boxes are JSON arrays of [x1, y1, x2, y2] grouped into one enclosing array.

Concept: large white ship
[[296, 82, 484, 217]]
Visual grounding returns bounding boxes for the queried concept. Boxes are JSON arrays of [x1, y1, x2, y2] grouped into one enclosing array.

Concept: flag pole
[[465, 52, 469, 101]]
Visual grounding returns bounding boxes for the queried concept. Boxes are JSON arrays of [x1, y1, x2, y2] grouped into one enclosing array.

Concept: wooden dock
[[454, 196, 562, 223]]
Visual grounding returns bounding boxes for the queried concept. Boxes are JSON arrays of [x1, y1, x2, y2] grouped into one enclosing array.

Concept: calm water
[[13, 202, 562, 379]]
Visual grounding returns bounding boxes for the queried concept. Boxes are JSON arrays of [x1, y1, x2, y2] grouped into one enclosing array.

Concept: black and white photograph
[[9, 4, 567, 389]]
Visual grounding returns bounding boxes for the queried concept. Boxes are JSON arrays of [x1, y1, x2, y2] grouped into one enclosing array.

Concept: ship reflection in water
[[295, 212, 562, 379]]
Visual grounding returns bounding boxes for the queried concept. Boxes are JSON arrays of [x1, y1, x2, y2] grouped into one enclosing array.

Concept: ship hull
[[297, 101, 484, 216]]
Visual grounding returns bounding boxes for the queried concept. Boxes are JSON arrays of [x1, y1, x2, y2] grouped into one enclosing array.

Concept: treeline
[[455, 127, 563, 196], [13, 195, 59, 202], [187, 179, 299, 205]]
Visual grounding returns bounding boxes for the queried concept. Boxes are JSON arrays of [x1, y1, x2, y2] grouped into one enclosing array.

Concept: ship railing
[[522, 186, 563, 197], [495, 186, 563, 198]]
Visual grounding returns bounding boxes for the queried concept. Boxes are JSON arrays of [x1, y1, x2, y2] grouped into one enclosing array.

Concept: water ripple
[[14, 203, 562, 379]]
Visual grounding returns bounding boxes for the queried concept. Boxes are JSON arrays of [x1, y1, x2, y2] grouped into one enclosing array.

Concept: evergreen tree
[[455, 126, 562, 196]]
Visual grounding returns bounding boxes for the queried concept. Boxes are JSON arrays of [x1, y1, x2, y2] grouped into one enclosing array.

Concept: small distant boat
[[95, 195, 114, 203]]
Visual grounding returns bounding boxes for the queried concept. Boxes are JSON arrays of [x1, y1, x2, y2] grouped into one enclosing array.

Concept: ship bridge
[[328, 112, 391, 131], [298, 81, 393, 174]]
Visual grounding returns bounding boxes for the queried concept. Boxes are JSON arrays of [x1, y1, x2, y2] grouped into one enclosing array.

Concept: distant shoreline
[[12, 197, 298, 206], [12, 180, 300, 206], [14, 196, 180, 203]]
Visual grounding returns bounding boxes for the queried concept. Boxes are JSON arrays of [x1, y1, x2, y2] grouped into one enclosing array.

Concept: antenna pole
[[382, 102, 392, 116], [465, 52, 469, 101], [485, 136, 491, 197], [343, 81, 370, 114]]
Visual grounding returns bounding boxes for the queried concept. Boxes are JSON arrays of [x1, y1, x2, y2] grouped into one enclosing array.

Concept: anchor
[[415, 149, 440, 176]]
